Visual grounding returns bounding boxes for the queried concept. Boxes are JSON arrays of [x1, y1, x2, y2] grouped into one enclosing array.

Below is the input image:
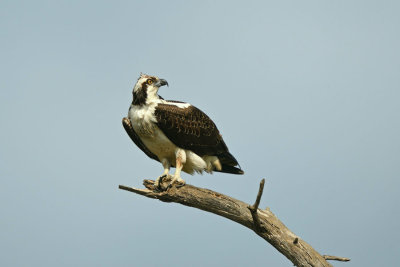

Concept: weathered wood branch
[[119, 178, 349, 267], [248, 178, 265, 232], [323, 255, 350, 262]]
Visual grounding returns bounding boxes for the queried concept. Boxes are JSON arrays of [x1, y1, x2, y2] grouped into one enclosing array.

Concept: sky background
[[1, 1, 399, 266]]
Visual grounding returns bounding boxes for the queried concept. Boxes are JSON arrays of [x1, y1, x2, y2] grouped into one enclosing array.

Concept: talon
[[170, 176, 186, 188], [166, 183, 173, 190], [153, 186, 162, 193], [159, 174, 167, 184], [155, 174, 167, 190], [175, 180, 186, 188]]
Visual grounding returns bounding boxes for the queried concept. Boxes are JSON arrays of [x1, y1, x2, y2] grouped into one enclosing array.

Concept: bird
[[123, 73, 243, 189]]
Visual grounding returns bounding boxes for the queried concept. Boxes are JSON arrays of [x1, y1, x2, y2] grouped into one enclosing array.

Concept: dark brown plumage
[[154, 104, 243, 174]]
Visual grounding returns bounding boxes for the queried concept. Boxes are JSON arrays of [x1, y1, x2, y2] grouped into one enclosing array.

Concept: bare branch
[[323, 255, 351, 262], [119, 178, 349, 267], [247, 179, 265, 232]]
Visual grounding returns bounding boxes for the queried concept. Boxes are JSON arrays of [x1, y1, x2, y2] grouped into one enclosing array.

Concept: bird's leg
[[170, 149, 186, 187], [155, 158, 170, 189]]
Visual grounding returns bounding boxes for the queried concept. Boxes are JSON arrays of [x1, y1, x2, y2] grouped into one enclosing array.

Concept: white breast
[[128, 103, 157, 135], [128, 102, 177, 161]]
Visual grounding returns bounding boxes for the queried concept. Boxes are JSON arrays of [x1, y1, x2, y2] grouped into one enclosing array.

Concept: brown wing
[[122, 117, 159, 162], [154, 103, 239, 167]]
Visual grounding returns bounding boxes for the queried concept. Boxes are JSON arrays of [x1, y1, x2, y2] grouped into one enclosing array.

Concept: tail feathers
[[215, 151, 243, 175], [215, 164, 244, 175], [218, 151, 239, 166]]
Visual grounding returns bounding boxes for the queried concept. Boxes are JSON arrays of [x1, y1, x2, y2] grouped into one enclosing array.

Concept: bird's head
[[132, 73, 168, 106]]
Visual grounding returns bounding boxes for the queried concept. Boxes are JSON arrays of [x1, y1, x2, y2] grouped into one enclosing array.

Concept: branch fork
[[247, 178, 265, 232]]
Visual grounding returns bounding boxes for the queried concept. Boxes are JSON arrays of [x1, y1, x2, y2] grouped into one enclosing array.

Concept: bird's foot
[[154, 174, 171, 192], [167, 176, 186, 189], [153, 174, 185, 191], [154, 174, 177, 192], [155, 174, 166, 188]]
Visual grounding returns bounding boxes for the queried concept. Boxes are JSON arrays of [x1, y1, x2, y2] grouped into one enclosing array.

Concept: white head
[[132, 73, 169, 105]]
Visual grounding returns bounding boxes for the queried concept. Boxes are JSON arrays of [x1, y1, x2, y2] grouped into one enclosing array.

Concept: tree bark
[[119, 178, 349, 267]]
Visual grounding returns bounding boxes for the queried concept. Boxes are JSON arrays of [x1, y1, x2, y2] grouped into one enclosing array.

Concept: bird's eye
[[147, 79, 153, 85]]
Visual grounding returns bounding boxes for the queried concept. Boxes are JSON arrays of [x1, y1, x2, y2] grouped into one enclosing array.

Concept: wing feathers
[[122, 117, 159, 162], [154, 104, 227, 156], [154, 103, 243, 174]]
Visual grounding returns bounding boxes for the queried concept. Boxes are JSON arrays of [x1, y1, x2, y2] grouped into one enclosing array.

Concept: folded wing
[[154, 103, 243, 174]]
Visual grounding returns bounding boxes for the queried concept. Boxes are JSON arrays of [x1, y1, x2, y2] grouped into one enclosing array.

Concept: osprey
[[123, 73, 243, 188]]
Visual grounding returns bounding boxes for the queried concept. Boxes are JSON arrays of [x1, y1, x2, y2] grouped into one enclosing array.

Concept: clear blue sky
[[1, 1, 399, 266]]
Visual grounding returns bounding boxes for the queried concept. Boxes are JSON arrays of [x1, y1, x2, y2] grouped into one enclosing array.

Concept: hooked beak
[[156, 78, 168, 87]]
